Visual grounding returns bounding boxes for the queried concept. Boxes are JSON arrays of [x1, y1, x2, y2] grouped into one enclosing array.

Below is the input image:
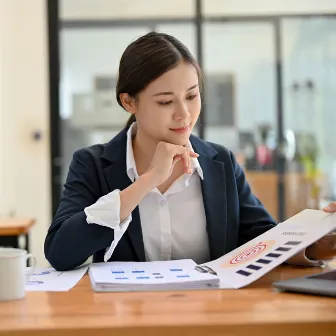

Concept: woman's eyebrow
[[152, 84, 198, 97]]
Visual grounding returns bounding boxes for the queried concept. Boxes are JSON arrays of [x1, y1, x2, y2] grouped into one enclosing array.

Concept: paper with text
[[202, 209, 336, 289]]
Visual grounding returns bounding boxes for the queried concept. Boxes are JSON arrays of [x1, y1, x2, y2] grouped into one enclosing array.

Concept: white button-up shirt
[[84, 123, 210, 264]]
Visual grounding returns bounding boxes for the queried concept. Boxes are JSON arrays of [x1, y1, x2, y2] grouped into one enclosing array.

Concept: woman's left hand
[[323, 202, 336, 213], [305, 202, 336, 260]]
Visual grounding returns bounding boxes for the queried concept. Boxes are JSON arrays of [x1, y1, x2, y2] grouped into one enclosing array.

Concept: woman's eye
[[186, 94, 197, 100], [157, 101, 173, 106]]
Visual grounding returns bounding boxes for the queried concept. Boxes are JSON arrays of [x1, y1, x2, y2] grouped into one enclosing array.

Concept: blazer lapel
[[101, 130, 146, 262], [191, 136, 228, 260]]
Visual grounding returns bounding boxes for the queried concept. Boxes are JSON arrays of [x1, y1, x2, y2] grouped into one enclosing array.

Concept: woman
[[44, 32, 335, 271]]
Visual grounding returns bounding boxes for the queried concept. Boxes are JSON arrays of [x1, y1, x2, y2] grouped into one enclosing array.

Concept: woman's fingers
[[170, 145, 199, 174], [189, 151, 199, 158], [323, 202, 336, 213]]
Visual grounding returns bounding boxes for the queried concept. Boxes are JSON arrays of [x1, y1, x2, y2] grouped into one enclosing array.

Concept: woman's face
[[125, 61, 201, 146]]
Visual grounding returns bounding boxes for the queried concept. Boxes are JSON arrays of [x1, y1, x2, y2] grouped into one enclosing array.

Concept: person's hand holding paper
[[323, 202, 336, 213], [305, 203, 336, 260]]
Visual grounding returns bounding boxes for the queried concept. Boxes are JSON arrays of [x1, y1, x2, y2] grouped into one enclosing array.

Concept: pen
[[202, 266, 217, 276], [195, 265, 207, 273], [195, 265, 217, 276]]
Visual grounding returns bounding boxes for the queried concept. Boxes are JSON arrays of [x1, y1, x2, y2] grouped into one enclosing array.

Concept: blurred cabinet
[[245, 171, 320, 221]]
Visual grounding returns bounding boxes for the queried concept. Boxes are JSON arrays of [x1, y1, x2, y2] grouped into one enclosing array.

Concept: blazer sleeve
[[44, 149, 115, 271], [230, 152, 277, 246]]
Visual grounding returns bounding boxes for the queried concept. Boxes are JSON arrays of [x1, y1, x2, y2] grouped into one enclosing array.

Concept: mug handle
[[25, 253, 37, 283]]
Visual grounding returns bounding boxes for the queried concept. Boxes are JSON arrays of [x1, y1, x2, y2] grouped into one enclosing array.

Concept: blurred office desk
[[1, 266, 335, 336], [0, 218, 35, 251]]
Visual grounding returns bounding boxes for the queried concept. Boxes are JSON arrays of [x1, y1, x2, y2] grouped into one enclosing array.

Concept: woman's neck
[[132, 128, 159, 176]]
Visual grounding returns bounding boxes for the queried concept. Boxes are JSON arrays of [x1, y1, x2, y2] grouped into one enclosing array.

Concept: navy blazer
[[45, 128, 276, 271]]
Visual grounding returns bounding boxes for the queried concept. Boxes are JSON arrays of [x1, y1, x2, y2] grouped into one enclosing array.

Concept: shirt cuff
[[85, 190, 123, 229], [104, 215, 132, 262], [83, 189, 132, 262]]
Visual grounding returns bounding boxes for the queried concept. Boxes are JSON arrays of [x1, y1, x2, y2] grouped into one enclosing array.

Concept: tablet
[[272, 270, 336, 297]]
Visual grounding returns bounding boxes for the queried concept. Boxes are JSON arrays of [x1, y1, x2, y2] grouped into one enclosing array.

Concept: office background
[[0, 0, 336, 266]]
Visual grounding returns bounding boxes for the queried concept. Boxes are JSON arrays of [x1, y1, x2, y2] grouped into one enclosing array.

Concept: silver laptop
[[272, 270, 336, 297]]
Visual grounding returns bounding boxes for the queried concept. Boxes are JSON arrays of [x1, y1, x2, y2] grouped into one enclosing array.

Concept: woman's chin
[[167, 133, 191, 146]]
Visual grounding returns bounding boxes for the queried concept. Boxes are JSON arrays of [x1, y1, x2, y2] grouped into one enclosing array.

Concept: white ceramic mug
[[0, 247, 36, 301]]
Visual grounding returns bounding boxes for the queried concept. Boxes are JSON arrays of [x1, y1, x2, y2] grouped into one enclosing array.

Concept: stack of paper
[[89, 259, 219, 292], [25, 265, 88, 291]]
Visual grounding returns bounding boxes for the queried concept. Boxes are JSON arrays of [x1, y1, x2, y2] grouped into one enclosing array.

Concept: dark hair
[[116, 31, 203, 128]]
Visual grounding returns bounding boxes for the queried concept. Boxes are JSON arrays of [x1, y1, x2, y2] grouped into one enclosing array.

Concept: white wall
[[60, 19, 336, 132], [60, 27, 150, 119], [0, 0, 51, 266], [0, 19, 4, 216], [61, 0, 195, 19], [282, 18, 336, 181], [203, 0, 336, 16], [60, 0, 336, 19], [61, 22, 275, 130], [203, 22, 276, 131]]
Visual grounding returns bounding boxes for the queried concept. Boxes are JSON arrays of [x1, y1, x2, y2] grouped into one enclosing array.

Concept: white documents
[[202, 209, 336, 289], [89, 259, 219, 292], [25, 265, 88, 291], [89, 209, 336, 292], [25, 209, 336, 292]]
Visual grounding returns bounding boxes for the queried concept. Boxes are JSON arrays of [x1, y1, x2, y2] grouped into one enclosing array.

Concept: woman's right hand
[[146, 141, 199, 186], [119, 141, 199, 222]]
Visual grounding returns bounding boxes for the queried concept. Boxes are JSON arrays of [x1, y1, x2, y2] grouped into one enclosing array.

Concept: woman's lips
[[170, 125, 190, 133]]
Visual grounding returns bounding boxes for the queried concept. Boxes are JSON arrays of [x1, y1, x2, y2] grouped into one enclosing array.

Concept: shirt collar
[[126, 122, 204, 182]]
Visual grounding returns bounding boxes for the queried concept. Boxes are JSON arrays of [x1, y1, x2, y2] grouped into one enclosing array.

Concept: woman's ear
[[119, 93, 137, 113]]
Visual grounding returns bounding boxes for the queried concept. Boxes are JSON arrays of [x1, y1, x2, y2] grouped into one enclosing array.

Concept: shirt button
[[160, 199, 167, 206]]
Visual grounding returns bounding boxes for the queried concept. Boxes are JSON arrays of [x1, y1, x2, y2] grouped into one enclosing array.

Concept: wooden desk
[[0, 218, 35, 251], [0, 218, 35, 236], [0, 266, 335, 336]]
